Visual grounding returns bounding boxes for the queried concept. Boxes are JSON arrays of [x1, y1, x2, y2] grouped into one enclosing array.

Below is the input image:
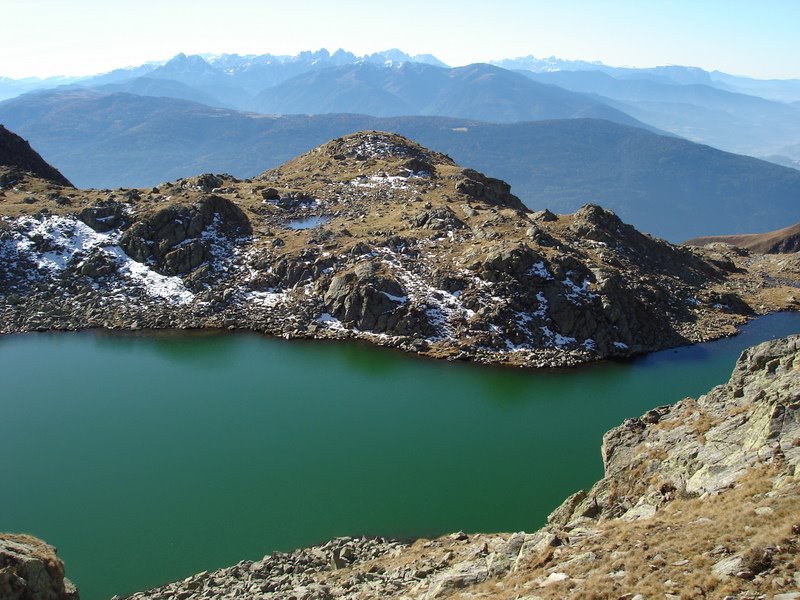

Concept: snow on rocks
[[2, 214, 194, 305]]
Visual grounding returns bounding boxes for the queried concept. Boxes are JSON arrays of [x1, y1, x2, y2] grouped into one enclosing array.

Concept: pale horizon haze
[[3, 0, 800, 80]]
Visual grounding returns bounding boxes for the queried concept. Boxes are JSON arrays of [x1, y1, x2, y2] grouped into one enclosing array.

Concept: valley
[[3, 27, 800, 600]]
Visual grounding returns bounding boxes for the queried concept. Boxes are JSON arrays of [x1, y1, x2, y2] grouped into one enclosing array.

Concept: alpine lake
[[2, 312, 799, 600]]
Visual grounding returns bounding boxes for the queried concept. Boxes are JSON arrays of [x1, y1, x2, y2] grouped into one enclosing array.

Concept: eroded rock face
[[0, 534, 79, 600], [119, 195, 251, 276], [455, 168, 526, 211], [324, 262, 434, 336], [78, 201, 128, 233], [550, 335, 800, 528]]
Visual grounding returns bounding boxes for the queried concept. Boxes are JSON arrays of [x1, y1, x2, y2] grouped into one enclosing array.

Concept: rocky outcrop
[[1, 130, 798, 367], [0, 125, 72, 188], [115, 336, 800, 599], [550, 335, 800, 528], [455, 168, 526, 211], [0, 534, 78, 600], [78, 200, 128, 233], [324, 261, 408, 333], [119, 195, 251, 276]]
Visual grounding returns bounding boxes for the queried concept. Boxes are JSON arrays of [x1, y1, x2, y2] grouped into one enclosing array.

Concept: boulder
[[78, 201, 127, 233], [190, 174, 223, 192], [479, 245, 542, 282], [324, 262, 409, 333], [455, 168, 526, 211], [413, 207, 464, 231], [0, 534, 79, 600], [120, 195, 251, 275]]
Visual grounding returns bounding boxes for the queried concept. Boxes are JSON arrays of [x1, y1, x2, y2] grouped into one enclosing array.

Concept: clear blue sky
[[3, 0, 799, 79]]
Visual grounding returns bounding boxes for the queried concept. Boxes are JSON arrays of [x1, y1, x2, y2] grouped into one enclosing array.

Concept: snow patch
[[528, 261, 553, 279], [381, 291, 408, 304], [244, 290, 287, 308], [541, 326, 577, 347], [563, 277, 597, 305], [3, 215, 194, 305]]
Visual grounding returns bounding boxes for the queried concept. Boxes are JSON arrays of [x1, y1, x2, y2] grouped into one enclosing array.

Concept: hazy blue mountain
[[493, 56, 714, 86], [710, 71, 800, 103], [14, 49, 451, 109], [90, 77, 222, 106], [765, 155, 800, 171], [251, 62, 647, 126], [3, 89, 799, 241], [495, 55, 800, 104], [0, 75, 82, 101], [519, 69, 800, 161]]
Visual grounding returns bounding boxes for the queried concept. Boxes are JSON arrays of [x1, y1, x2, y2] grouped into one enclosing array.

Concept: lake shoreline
[[1, 306, 796, 374], [3, 313, 799, 599]]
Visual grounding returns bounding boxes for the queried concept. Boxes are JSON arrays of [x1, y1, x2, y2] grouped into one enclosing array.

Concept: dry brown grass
[[452, 464, 799, 599], [0, 532, 64, 576]]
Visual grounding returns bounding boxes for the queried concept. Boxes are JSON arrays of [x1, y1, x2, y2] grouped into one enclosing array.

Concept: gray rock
[[455, 168, 526, 211], [0, 534, 79, 600], [120, 194, 251, 275], [78, 201, 127, 232], [324, 261, 426, 335]]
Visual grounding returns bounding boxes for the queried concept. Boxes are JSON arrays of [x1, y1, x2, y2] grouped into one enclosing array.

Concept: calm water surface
[[2, 313, 799, 599]]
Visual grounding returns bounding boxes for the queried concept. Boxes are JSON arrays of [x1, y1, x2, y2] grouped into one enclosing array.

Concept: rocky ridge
[[1, 130, 798, 367], [686, 222, 800, 255], [108, 335, 800, 599], [0, 125, 73, 188]]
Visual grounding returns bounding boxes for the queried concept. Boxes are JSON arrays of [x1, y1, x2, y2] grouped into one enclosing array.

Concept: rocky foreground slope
[[1, 130, 798, 366], [0, 534, 79, 600], [19, 334, 774, 599]]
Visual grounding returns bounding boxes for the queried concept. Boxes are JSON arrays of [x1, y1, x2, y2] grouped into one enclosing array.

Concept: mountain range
[[4, 49, 800, 164], [248, 62, 644, 126], [520, 69, 800, 160], [2, 90, 799, 241]]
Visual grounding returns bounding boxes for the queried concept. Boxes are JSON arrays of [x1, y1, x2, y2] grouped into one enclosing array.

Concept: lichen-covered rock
[[120, 194, 251, 275], [0, 534, 79, 600], [324, 261, 418, 334], [455, 168, 526, 211], [552, 335, 800, 527], [78, 200, 127, 233]]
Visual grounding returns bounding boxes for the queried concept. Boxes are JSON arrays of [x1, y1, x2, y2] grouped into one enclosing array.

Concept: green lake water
[[2, 312, 799, 600]]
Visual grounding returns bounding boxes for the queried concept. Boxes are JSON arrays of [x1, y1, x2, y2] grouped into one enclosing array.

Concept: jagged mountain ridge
[[1, 130, 797, 367], [3, 92, 800, 241], [4, 49, 800, 165], [0, 49, 449, 103], [248, 62, 645, 126]]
